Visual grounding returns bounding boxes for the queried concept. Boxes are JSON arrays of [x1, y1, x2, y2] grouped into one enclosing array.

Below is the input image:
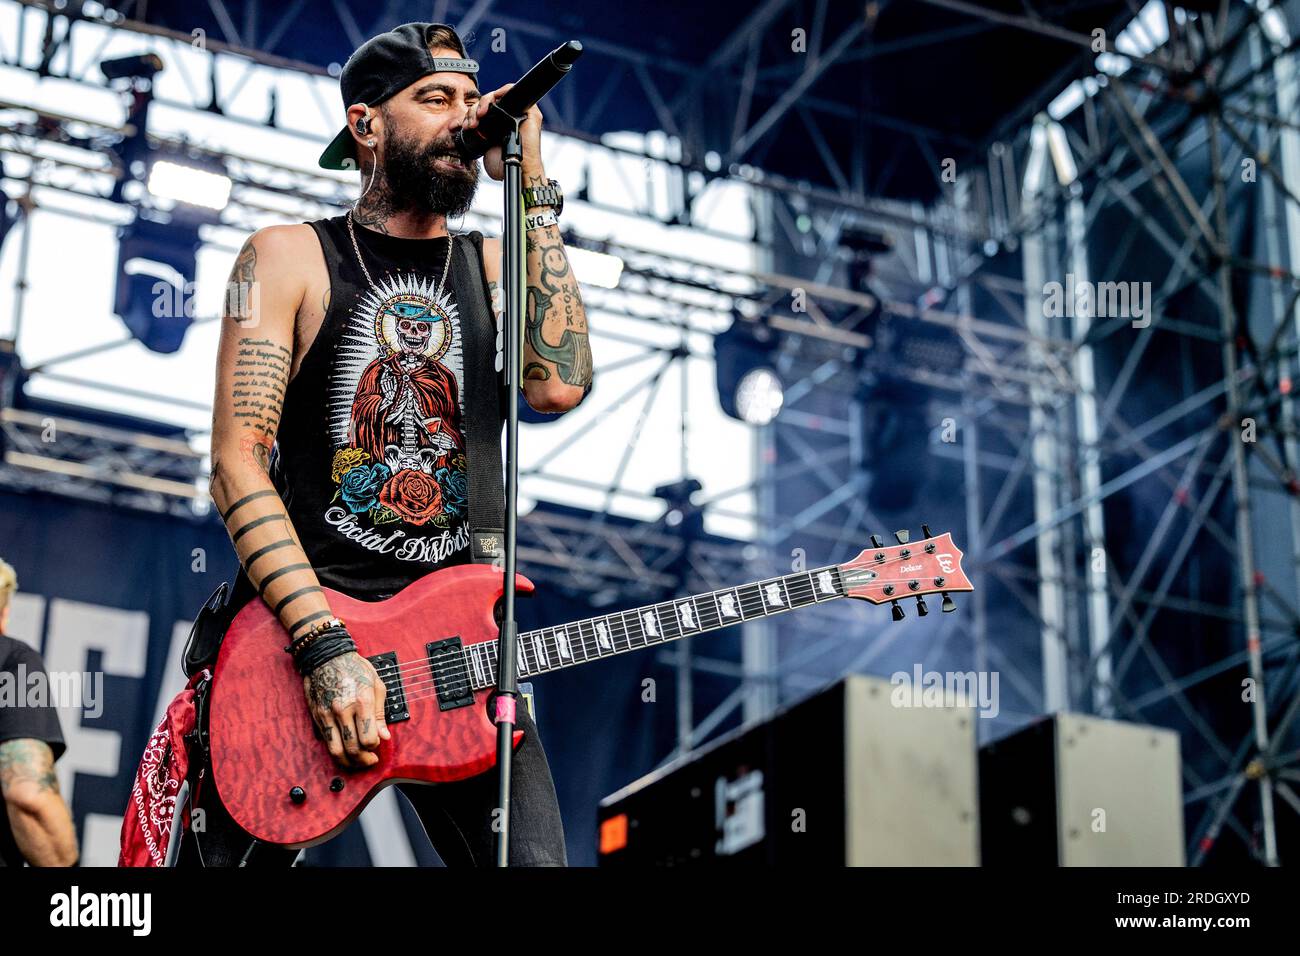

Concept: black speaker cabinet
[[597, 674, 978, 866], [979, 713, 1183, 865]]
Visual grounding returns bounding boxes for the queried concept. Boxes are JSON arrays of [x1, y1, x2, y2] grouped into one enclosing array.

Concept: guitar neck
[[460, 564, 849, 690]]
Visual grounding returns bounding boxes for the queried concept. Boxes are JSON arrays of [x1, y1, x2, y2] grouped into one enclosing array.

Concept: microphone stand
[[472, 38, 583, 868], [492, 113, 525, 868]]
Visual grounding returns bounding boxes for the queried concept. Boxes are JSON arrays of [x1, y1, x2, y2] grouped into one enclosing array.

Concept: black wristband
[[293, 627, 357, 676]]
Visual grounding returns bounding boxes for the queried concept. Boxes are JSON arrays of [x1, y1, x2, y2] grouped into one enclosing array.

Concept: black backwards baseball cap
[[318, 22, 480, 171]]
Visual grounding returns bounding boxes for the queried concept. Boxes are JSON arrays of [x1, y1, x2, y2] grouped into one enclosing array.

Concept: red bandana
[[117, 670, 208, 867]]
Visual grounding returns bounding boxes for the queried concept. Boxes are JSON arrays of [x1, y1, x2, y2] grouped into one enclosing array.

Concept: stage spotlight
[[735, 367, 783, 425], [99, 53, 165, 83], [114, 214, 201, 354], [654, 477, 703, 532], [653, 477, 704, 582], [715, 309, 783, 425], [102, 54, 165, 204], [838, 224, 890, 336], [147, 159, 232, 211]]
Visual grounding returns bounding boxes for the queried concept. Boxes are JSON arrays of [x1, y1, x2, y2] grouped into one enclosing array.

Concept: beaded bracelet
[[284, 616, 346, 654]]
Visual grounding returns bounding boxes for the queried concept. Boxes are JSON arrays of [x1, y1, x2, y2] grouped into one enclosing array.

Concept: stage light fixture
[[714, 309, 784, 425], [114, 214, 201, 354], [100, 53, 164, 83]]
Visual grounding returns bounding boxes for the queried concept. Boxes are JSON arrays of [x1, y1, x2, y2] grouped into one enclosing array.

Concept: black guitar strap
[[451, 230, 508, 566]]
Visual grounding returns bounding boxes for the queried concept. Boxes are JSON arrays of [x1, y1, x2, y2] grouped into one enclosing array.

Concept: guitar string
[[361, 551, 957, 704], [389, 570, 956, 700], [368, 571, 836, 702], [366, 546, 946, 686], [362, 552, 955, 695], [366, 567, 831, 681], [367, 563, 845, 693]]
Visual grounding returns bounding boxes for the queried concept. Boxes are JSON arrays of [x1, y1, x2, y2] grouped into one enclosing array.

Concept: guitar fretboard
[[459, 564, 848, 690]]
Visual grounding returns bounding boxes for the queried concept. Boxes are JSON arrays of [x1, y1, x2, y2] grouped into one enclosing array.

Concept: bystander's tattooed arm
[[0, 739, 77, 865]]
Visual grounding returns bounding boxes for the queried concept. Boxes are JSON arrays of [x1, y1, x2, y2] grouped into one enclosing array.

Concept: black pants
[[174, 706, 567, 867]]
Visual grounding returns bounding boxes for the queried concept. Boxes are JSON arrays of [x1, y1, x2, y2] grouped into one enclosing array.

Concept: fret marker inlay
[[720, 593, 740, 618], [677, 602, 698, 629]]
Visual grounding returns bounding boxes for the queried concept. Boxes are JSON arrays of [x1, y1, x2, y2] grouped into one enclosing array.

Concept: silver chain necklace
[[346, 208, 455, 297]]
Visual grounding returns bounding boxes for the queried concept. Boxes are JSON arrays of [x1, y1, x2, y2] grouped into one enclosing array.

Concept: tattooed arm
[[0, 739, 77, 865], [483, 190, 593, 414], [210, 226, 387, 770]]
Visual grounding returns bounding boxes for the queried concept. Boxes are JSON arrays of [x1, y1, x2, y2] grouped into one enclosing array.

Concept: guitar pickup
[[366, 651, 410, 723], [426, 637, 475, 711]]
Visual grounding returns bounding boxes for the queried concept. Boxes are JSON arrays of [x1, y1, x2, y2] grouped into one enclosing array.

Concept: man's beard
[[381, 117, 480, 219]]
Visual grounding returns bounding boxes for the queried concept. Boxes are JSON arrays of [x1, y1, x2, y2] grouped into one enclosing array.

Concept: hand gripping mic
[[455, 40, 583, 161]]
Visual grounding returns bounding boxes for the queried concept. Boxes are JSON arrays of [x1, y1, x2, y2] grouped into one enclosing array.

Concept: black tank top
[[266, 214, 504, 601]]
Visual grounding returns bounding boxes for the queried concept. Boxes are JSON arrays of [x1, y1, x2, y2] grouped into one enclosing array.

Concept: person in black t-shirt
[[0, 558, 77, 866]]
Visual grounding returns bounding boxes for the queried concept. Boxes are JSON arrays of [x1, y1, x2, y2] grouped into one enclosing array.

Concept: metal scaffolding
[[728, 0, 1300, 865], [4, 0, 1300, 865]]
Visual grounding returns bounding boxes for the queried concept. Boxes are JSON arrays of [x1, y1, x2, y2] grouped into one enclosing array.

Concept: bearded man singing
[[181, 21, 592, 867]]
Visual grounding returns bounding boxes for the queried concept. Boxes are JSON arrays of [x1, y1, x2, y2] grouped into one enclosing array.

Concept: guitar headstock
[[838, 527, 973, 619]]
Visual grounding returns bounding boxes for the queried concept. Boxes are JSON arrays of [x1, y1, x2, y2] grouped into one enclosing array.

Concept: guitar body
[[209, 563, 529, 848]]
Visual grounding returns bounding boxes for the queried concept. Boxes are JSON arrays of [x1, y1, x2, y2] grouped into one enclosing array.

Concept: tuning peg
[[915, 595, 928, 616], [941, 592, 956, 613], [921, 524, 932, 539], [894, 529, 910, 544], [870, 534, 883, 548], [891, 600, 905, 621]]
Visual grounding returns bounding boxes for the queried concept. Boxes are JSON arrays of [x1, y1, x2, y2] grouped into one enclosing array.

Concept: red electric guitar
[[209, 529, 973, 847]]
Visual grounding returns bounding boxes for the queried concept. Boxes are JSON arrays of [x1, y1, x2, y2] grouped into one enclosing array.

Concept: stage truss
[[2, 0, 1298, 865]]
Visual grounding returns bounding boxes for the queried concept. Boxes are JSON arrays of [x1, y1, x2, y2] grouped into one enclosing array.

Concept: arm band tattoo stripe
[[274, 585, 324, 616], [232, 513, 284, 543], [221, 489, 279, 520], [245, 539, 295, 566], [287, 609, 332, 638], [258, 563, 313, 596]]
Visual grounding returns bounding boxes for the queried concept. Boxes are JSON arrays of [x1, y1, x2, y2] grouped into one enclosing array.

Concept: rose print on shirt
[[324, 273, 471, 558]]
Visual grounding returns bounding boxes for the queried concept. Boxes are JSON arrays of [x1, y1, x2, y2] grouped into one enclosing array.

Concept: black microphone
[[455, 40, 583, 161]]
